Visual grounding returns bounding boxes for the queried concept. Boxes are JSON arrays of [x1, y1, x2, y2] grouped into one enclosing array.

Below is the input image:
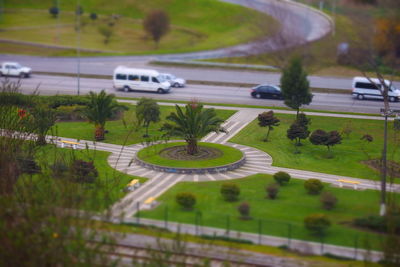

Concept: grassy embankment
[[140, 173, 386, 249], [0, 0, 276, 56]]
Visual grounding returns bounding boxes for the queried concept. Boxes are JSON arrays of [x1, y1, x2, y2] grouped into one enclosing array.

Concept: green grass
[[137, 142, 243, 168], [31, 145, 146, 211], [1, 1, 276, 55], [54, 104, 236, 145], [230, 113, 400, 181], [140, 174, 385, 249]]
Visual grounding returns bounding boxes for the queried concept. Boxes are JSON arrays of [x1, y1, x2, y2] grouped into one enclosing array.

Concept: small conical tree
[[161, 102, 225, 155], [136, 98, 160, 137], [257, 111, 280, 142], [280, 57, 313, 117]]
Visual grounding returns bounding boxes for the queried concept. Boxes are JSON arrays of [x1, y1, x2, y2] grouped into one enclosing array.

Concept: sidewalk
[[118, 216, 383, 262]]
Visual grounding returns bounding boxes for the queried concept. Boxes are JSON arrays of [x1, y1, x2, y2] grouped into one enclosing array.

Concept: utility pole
[[380, 108, 400, 216], [76, 0, 81, 95]]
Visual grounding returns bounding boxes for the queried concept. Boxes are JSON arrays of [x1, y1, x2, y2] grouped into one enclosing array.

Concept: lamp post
[[76, 0, 81, 96], [379, 108, 400, 216]]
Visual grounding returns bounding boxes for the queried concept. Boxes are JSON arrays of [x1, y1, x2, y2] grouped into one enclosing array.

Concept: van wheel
[[123, 86, 130, 92], [389, 96, 396, 102], [157, 88, 164, 94], [357, 94, 364, 100], [20, 73, 26, 78]]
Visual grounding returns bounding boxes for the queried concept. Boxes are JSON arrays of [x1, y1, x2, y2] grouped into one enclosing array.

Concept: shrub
[[304, 179, 324, 195], [51, 161, 69, 179], [49, 6, 59, 18], [70, 160, 98, 183], [354, 215, 400, 234], [220, 182, 240, 202], [175, 192, 196, 210], [46, 95, 89, 109], [273, 171, 291, 185], [320, 192, 338, 210], [17, 157, 41, 175], [237, 202, 251, 220], [266, 183, 279, 199], [90, 13, 98, 20], [55, 105, 86, 121], [304, 214, 331, 236]]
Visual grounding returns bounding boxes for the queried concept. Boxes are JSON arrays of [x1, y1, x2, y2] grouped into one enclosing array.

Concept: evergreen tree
[[280, 57, 313, 117]]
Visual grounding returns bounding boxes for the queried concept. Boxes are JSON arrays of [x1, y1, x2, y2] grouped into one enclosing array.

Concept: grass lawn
[[137, 142, 243, 168], [140, 174, 386, 249], [230, 113, 400, 181], [30, 145, 146, 211], [1, 2, 276, 55], [54, 104, 236, 145]]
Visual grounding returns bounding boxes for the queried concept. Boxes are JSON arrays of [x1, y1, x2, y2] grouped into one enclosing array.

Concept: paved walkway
[[49, 103, 397, 261], [52, 103, 400, 219]]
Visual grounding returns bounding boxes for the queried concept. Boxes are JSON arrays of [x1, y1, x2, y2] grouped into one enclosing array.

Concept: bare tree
[[143, 9, 170, 48]]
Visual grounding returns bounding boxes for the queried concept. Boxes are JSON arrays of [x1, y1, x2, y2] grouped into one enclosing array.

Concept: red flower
[[18, 109, 27, 119]]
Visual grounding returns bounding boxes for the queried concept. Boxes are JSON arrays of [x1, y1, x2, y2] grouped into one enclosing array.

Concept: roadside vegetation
[[0, 1, 275, 55], [230, 112, 398, 181], [140, 173, 385, 249]]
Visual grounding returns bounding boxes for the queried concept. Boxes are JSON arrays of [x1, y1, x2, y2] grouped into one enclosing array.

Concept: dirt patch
[[362, 159, 400, 178], [160, 145, 223, 161]]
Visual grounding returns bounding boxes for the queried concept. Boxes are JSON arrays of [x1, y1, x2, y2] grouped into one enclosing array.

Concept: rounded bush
[[273, 171, 291, 185], [237, 202, 251, 220], [304, 214, 331, 236], [70, 160, 98, 183], [320, 191, 338, 210], [266, 183, 279, 199], [304, 179, 324, 195], [220, 182, 240, 202], [175, 192, 196, 210]]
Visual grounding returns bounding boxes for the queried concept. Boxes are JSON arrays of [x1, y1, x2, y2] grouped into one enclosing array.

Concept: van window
[[128, 75, 139, 81], [141, 76, 149, 82], [355, 82, 381, 90], [116, 74, 127, 80], [152, 77, 159, 83]]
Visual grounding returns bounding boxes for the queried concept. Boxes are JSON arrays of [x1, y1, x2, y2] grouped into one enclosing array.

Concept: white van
[[352, 76, 400, 102], [113, 66, 171, 94]]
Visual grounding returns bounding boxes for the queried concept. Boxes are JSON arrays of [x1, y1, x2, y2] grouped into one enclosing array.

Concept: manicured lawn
[[140, 174, 384, 249], [54, 104, 236, 145], [31, 145, 146, 211], [137, 142, 243, 168], [1, 2, 275, 55], [230, 113, 399, 181]]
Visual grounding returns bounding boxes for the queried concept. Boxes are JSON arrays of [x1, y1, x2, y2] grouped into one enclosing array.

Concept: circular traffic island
[[135, 142, 245, 174]]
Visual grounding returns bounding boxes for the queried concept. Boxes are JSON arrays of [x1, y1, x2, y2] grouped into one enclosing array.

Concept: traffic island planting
[[136, 142, 244, 170]]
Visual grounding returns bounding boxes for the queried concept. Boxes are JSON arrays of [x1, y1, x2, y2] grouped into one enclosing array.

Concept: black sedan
[[250, 84, 283, 99]]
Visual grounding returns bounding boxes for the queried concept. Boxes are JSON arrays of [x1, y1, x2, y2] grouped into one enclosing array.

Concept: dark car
[[250, 84, 283, 99]]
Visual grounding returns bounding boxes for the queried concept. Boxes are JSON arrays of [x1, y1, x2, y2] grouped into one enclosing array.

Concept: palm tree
[[81, 90, 126, 141], [162, 102, 225, 155]]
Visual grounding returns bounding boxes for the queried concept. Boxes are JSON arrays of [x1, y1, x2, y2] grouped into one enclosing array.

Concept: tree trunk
[[95, 125, 105, 141], [36, 135, 47, 146], [186, 138, 198, 155]]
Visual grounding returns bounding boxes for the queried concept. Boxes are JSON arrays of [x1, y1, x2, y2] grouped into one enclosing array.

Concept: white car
[[0, 62, 32, 78], [160, 73, 186, 87]]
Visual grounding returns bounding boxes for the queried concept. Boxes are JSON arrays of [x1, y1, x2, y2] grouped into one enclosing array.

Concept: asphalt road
[[12, 74, 400, 114]]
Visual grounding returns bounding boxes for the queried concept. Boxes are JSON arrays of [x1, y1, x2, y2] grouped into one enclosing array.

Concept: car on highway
[[250, 84, 283, 99], [0, 62, 32, 78], [352, 76, 400, 102], [113, 66, 171, 94], [160, 73, 186, 88]]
